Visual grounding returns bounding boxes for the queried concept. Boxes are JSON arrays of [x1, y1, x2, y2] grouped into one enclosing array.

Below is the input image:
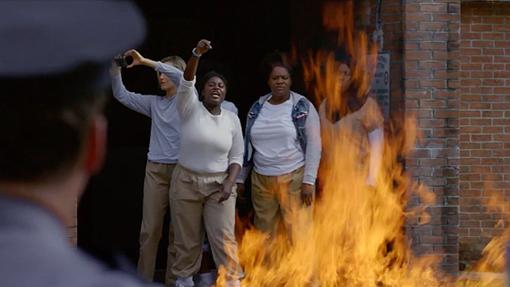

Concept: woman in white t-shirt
[[237, 62, 321, 242]]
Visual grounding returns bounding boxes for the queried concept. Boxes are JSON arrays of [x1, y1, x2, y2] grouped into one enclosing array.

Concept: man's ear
[[83, 115, 107, 175]]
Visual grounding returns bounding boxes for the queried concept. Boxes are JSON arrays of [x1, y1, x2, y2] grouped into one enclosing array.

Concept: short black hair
[[0, 64, 107, 182], [197, 71, 229, 96], [261, 51, 294, 81]]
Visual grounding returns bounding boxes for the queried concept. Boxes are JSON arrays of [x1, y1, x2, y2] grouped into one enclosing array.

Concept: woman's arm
[[367, 128, 384, 187], [175, 40, 212, 119], [124, 49, 158, 69], [183, 39, 211, 81], [219, 163, 242, 203], [303, 102, 322, 185], [219, 115, 244, 203], [124, 49, 183, 91], [109, 60, 152, 116], [302, 102, 322, 206], [362, 97, 385, 187]]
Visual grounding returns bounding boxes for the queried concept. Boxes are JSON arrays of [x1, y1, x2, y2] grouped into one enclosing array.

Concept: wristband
[[192, 48, 202, 58]]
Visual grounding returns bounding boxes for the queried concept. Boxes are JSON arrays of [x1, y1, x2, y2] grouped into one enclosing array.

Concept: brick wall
[[459, 1, 510, 270], [403, 0, 461, 273]]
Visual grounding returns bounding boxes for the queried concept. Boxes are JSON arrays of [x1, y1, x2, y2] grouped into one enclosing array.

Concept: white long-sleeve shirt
[[175, 77, 244, 173]]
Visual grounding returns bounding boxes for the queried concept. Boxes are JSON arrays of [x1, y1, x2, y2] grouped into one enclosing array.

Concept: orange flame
[[214, 2, 509, 286]]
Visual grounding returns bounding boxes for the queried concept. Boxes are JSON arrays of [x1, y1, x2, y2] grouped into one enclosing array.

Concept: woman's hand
[[301, 183, 315, 206], [195, 39, 212, 56], [218, 180, 234, 203], [124, 49, 146, 68]]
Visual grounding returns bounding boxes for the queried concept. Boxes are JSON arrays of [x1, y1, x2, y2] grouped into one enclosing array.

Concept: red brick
[[484, 63, 505, 70], [421, 99, 447, 108], [420, 4, 447, 13], [471, 24, 493, 32], [494, 25, 510, 32], [420, 61, 446, 69], [421, 41, 447, 50], [470, 71, 493, 78], [483, 33, 506, 40], [470, 56, 494, 63], [483, 48, 505, 56], [406, 50, 433, 60], [482, 111, 504, 118], [462, 48, 482, 55], [461, 63, 482, 70], [420, 21, 447, 31], [495, 56, 510, 62], [495, 41, 510, 48], [460, 79, 481, 86], [462, 32, 481, 40], [483, 17, 505, 24], [472, 40, 494, 47], [420, 80, 447, 88], [482, 79, 505, 86], [494, 71, 510, 78]]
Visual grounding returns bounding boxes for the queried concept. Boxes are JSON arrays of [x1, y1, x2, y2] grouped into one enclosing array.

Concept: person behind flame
[[237, 59, 322, 242], [152, 39, 244, 287], [318, 50, 384, 189], [110, 51, 185, 286]]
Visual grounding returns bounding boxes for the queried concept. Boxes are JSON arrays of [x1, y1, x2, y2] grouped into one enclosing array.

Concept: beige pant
[[251, 166, 313, 242], [170, 164, 243, 280], [137, 161, 176, 286]]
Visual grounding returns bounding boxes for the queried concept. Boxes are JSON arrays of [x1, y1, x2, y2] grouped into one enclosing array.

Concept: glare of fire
[[457, 188, 510, 286], [214, 1, 508, 286]]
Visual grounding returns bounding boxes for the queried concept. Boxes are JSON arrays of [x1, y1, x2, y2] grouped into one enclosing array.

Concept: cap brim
[[0, 1, 146, 77]]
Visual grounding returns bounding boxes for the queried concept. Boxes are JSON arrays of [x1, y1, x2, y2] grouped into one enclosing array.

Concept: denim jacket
[[239, 91, 322, 185]]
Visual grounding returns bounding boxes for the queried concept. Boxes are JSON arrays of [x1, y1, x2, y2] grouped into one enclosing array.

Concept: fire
[[457, 188, 510, 286], [214, 1, 508, 286]]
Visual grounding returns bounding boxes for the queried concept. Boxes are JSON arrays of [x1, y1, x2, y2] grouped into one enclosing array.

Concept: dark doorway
[[77, 0, 305, 272]]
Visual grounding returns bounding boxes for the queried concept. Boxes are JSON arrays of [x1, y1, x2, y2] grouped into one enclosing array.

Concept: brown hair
[[161, 55, 186, 72]]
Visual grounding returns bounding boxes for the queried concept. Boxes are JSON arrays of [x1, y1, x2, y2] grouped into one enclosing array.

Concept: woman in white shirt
[[162, 39, 244, 287], [237, 61, 321, 242]]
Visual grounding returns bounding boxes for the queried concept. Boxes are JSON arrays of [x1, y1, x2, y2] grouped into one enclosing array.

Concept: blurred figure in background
[[0, 1, 164, 286]]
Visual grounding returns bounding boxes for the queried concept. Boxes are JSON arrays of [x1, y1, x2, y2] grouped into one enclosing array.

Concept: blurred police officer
[[0, 1, 164, 286]]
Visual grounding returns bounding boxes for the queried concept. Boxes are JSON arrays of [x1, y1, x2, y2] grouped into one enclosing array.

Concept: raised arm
[[124, 49, 183, 93], [175, 40, 212, 119], [124, 49, 158, 69], [109, 60, 152, 116], [154, 62, 183, 91], [183, 39, 212, 81]]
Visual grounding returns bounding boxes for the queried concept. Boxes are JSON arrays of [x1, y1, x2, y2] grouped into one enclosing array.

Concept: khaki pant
[[170, 164, 243, 280], [251, 166, 313, 242], [137, 161, 177, 286]]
